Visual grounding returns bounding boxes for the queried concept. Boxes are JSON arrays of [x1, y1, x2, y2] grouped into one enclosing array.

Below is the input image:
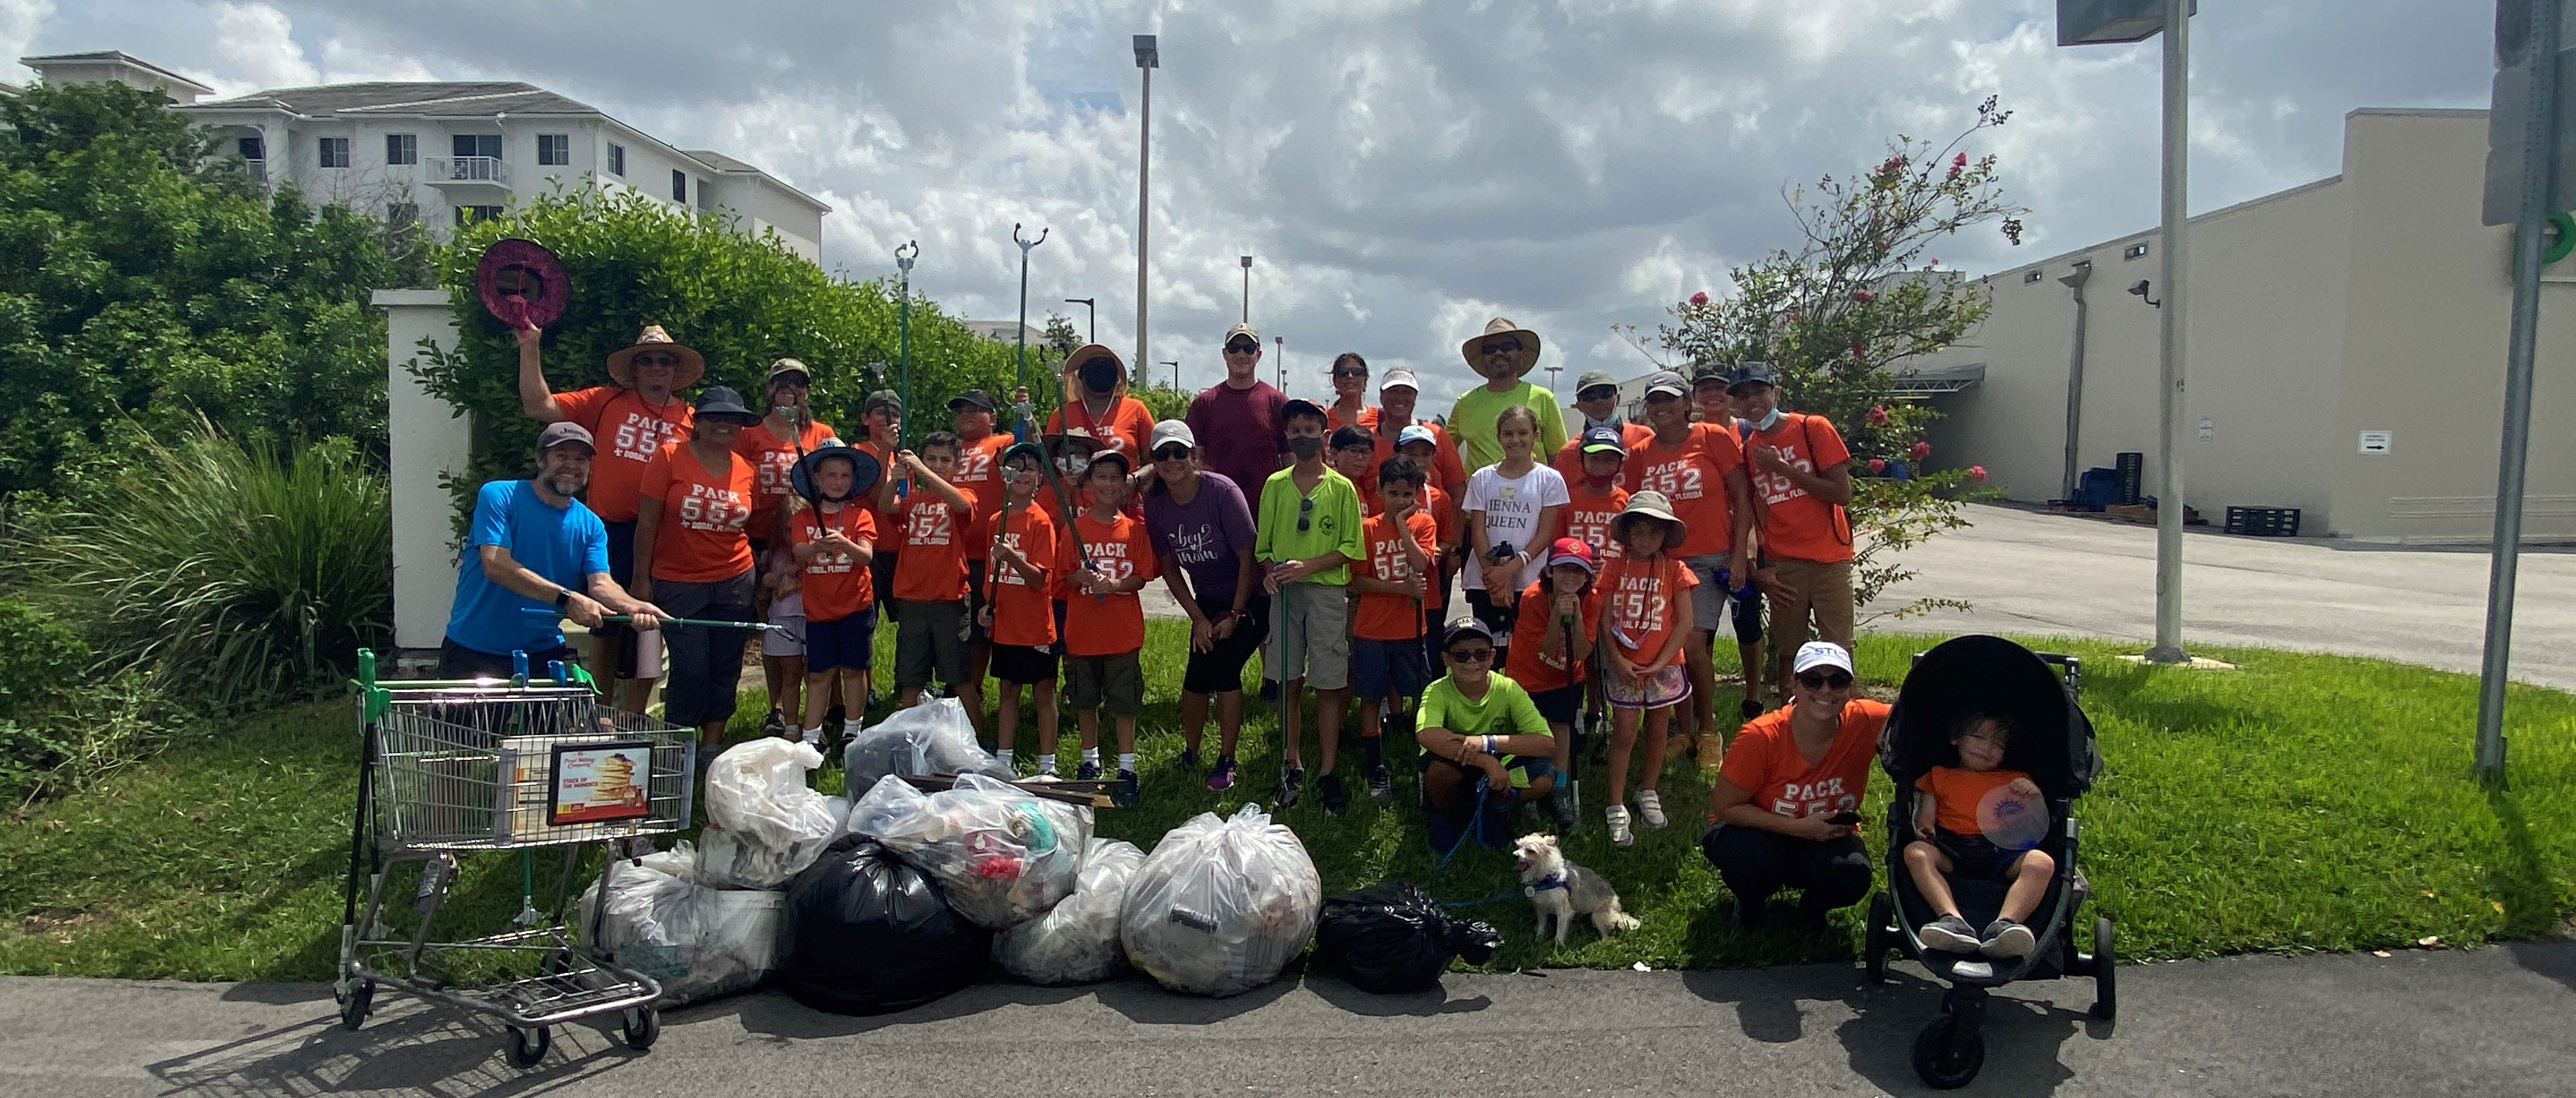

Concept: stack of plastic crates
[[337, 650, 694, 1069]]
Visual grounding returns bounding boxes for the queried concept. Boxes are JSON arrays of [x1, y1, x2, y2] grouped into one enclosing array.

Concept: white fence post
[[373, 289, 472, 653]]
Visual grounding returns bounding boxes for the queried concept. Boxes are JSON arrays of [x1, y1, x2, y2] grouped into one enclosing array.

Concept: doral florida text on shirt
[[1752, 444, 1818, 507], [612, 409, 682, 462]]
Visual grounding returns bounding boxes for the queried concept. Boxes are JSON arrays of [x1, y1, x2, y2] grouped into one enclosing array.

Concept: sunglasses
[[632, 353, 681, 368], [1445, 647, 1496, 663], [1226, 340, 1260, 354], [1332, 368, 1368, 380], [1578, 388, 1619, 401], [1297, 495, 1315, 532], [1481, 340, 1521, 355], [1795, 669, 1855, 691], [1153, 445, 1192, 462]]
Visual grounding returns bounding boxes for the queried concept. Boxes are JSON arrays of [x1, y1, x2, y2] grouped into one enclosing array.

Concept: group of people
[[443, 309, 1985, 934]]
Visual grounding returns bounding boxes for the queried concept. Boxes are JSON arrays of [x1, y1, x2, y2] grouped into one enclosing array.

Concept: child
[[1059, 452, 1159, 807], [1597, 490, 1699, 846], [1461, 405, 1569, 658], [1349, 456, 1439, 801], [1413, 618, 1557, 853], [981, 447, 1061, 774], [1505, 537, 1601, 831], [1253, 398, 1366, 812], [1905, 712, 2056, 959], [1396, 425, 1461, 674], [790, 446, 878, 747], [880, 431, 982, 718], [758, 541, 808, 737], [1561, 425, 1632, 563], [1330, 425, 1378, 508]]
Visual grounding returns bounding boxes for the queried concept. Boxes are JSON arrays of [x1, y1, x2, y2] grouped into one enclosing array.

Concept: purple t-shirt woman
[[1143, 470, 1258, 612]]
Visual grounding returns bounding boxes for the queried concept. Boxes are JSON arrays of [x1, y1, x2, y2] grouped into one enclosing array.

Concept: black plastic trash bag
[[778, 834, 991, 1015], [1314, 883, 1504, 994]]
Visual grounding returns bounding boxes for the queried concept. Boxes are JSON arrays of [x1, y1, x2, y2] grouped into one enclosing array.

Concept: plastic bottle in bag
[[700, 740, 838, 887], [848, 773, 1091, 929]]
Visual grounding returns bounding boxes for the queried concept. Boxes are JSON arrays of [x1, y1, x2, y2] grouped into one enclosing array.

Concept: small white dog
[[1514, 833, 1641, 945]]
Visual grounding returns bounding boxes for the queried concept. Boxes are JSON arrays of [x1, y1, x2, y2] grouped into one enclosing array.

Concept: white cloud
[[208, 2, 316, 94]]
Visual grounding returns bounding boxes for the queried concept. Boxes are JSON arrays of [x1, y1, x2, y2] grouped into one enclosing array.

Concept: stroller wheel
[[1911, 1014, 1987, 1090], [2090, 917, 2118, 1021], [1862, 892, 1892, 985]]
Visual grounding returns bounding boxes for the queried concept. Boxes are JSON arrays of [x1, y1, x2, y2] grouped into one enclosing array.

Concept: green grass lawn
[[2, 624, 2571, 982]]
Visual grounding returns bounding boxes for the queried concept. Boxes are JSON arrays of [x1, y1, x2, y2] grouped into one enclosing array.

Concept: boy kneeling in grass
[[791, 447, 878, 747], [1905, 712, 2055, 959], [1348, 455, 1440, 801], [1061, 452, 1158, 806], [982, 447, 1061, 774], [882, 431, 982, 718]]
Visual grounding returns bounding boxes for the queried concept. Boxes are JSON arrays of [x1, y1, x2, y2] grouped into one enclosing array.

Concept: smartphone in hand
[[1825, 810, 1862, 827]]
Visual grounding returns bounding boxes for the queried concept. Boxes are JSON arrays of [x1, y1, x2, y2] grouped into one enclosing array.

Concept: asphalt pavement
[[8, 941, 2570, 1097]]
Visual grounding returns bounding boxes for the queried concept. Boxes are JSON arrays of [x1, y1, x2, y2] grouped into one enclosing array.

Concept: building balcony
[[242, 158, 266, 185], [426, 157, 510, 188]]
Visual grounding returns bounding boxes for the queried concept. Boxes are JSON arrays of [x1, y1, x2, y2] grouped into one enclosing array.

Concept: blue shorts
[[806, 605, 879, 673], [1350, 635, 1428, 701]]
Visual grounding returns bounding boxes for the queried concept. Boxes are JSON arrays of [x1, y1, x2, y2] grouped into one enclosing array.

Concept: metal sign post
[[895, 240, 918, 447], [1014, 224, 1049, 394]]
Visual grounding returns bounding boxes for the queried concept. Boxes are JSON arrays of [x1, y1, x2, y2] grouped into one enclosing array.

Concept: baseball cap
[[1580, 425, 1627, 455], [863, 389, 903, 416], [1378, 368, 1421, 392], [766, 358, 811, 384], [1544, 537, 1597, 575], [1282, 397, 1329, 423], [536, 421, 595, 453], [1148, 419, 1196, 453], [694, 386, 759, 422], [947, 389, 997, 413], [1441, 617, 1497, 650], [1689, 360, 1731, 386], [1396, 424, 1438, 449], [1330, 425, 1374, 452], [1643, 370, 1689, 398], [1575, 370, 1619, 396], [1792, 640, 1855, 676], [1224, 321, 1261, 346], [1728, 361, 1781, 392]]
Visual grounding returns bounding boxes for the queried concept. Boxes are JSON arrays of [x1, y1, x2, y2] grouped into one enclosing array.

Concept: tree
[[0, 80, 407, 503], [1042, 312, 1081, 357], [1661, 96, 2025, 620]]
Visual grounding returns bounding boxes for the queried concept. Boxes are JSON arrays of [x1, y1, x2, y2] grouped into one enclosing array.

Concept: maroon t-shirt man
[[1185, 378, 1290, 499]]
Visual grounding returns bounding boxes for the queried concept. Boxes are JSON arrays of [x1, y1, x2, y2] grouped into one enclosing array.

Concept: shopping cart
[[337, 649, 695, 1069]]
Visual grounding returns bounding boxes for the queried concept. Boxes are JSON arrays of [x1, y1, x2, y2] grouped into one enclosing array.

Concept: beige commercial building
[[1916, 107, 2574, 543]]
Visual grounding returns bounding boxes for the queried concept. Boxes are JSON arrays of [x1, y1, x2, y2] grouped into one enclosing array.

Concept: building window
[[671, 169, 687, 203], [385, 133, 416, 166], [455, 205, 505, 226], [537, 134, 569, 166], [317, 137, 350, 168], [452, 134, 501, 160], [2023, 270, 2044, 284], [2124, 242, 2151, 261], [237, 135, 264, 160], [608, 142, 626, 176], [386, 203, 419, 226]]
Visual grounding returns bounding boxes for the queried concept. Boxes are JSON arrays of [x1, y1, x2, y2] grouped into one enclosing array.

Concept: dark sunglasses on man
[[1796, 669, 1855, 691], [1445, 645, 1495, 664], [1226, 339, 1260, 355], [1481, 340, 1521, 356]]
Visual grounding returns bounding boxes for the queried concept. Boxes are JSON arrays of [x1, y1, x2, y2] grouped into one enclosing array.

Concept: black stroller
[[1857, 635, 2110, 1089]]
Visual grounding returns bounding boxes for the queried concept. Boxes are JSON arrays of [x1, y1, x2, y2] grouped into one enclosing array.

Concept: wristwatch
[[554, 588, 574, 611]]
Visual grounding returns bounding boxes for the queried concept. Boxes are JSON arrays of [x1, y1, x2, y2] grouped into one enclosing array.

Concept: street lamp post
[[1013, 223, 1048, 393], [1162, 359, 1180, 393], [1544, 364, 1562, 396], [895, 239, 918, 447], [1274, 335, 1285, 395], [1064, 297, 1096, 345], [1240, 255, 1253, 322], [1134, 35, 1159, 384]]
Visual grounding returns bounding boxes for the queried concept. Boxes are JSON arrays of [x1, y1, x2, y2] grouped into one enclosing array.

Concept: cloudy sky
[[10, 1, 2485, 405]]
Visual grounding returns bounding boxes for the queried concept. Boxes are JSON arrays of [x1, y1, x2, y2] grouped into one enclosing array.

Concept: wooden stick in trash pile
[[899, 773, 1115, 808]]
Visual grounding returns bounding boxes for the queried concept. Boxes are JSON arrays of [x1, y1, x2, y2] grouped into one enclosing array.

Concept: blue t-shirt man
[[446, 478, 611, 660]]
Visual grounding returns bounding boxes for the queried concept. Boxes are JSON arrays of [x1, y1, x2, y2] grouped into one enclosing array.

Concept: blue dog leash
[[1431, 774, 1540, 909]]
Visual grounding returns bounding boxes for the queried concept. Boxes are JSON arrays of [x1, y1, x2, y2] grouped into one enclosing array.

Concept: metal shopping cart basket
[[336, 649, 694, 1068]]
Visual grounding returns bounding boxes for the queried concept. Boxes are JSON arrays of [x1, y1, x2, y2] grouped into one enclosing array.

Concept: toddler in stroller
[[1902, 712, 2054, 959]]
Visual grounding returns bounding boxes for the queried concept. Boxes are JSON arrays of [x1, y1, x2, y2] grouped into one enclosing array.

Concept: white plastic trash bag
[[993, 837, 1145, 985], [700, 740, 836, 888], [1119, 804, 1323, 997], [580, 846, 785, 1006], [842, 698, 1012, 797], [849, 773, 1092, 929]]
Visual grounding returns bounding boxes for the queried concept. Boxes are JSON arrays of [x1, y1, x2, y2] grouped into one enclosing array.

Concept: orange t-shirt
[[891, 486, 979, 602], [1914, 766, 2031, 837], [1506, 579, 1603, 693], [1719, 699, 1890, 820], [1353, 511, 1439, 642], [948, 432, 1012, 562], [1359, 410, 1469, 499], [854, 439, 903, 526], [985, 505, 1058, 649], [1744, 412, 1854, 564], [1366, 484, 1457, 554], [1621, 422, 1745, 557], [1324, 401, 1371, 433], [1561, 477, 1631, 563], [556, 386, 694, 523], [1598, 554, 1698, 662], [638, 443, 756, 582], [732, 418, 836, 542], [791, 502, 878, 622], [1551, 420, 1655, 484], [1057, 511, 1159, 657], [1046, 396, 1155, 467]]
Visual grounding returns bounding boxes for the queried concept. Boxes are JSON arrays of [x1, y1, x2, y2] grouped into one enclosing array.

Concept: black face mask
[[1286, 435, 1323, 459], [1080, 361, 1120, 394]]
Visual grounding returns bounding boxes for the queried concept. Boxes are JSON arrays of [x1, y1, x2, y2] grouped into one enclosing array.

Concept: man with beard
[[440, 422, 667, 679]]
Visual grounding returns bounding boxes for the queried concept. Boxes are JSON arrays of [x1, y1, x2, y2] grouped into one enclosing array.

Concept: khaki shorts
[[1065, 651, 1144, 715], [1767, 557, 1855, 652], [1267, 581, 1351, 692]]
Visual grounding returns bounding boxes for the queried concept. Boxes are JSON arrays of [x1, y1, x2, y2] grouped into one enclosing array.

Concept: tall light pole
[[1240, 255, 1253, 322], [1064, 297, 1096, 344], [1544, 364, 1563, 396], [1013, 223, 1048, 393], [2060, 0, 2192, 663], [1134, 35, 1159, 383], [895, 239, 918, 447], [1274, 335, 1285, 395]]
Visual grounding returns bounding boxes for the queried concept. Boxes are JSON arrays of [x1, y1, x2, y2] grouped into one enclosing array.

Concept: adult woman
[[1140, 419, 1263, 791], [732, 358, 835, 737], [1460, 404, 1567, 656], [634, 386, 764, 759], [1323, 352, 1371, 433], [1701, 640, 1886, 929]]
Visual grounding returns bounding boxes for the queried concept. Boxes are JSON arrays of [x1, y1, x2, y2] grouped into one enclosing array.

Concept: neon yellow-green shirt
[[1448, 382, 1569, 472], [1253, 465, 1365, 585], [1417, 673, 1553, 786]]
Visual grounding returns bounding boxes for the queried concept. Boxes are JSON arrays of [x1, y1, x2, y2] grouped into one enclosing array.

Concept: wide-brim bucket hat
[[1611, 489, 1689, 547], [476, 238, 568, 331], [1459, 316, 1542, 378], [790, 442, 883, 503], [605, 325, 707, 389]]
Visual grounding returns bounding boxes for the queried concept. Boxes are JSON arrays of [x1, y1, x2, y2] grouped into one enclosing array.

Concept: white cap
[[1792, 640, 1854, 676], [1396, 424, 1438, 448], [1379, 368, 1420, 392], [1149, 419, 1196, 452]]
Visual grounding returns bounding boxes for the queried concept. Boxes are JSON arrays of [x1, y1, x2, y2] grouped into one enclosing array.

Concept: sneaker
[[1114, 769, 1140, 807], [760, 709, 789, 739], [1276, 764, 1305, 809], [1318, 771, 1350, 815], [1206, 755, 1238, 791], [1981, 918, 2036, 959], [1635, 788, 1668, 829], [1076, 761, 1102, 782], [1920, 913, 1982, 954], [1739, 697, 1765, 721], [1177, 748, 1199, 772], [1366, 764, 1393, 801], [799, 727, 822, 749], [1606, 804, 1635, 847]]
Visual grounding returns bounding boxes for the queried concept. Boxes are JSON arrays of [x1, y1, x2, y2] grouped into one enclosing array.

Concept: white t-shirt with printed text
[[1459, 462, 1570, 589]]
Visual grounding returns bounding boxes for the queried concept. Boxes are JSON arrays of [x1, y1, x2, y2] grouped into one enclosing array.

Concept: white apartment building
[[20, 51, 828, 260]]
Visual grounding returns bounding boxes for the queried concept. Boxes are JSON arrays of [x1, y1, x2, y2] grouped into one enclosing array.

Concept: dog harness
[[1527, 871, 1570, 895]]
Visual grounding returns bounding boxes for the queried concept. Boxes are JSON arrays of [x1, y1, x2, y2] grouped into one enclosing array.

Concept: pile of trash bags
[[700, 740, 840, 888], [1119, 805, 1323, 997], [993, 838, 1145, 985], [841, 698, 1012, 798], [780, 834, 991, 1015], [850, 773, 1091, 929], [579, 841, 786, 1005], [1314, 883, 1503, 994]]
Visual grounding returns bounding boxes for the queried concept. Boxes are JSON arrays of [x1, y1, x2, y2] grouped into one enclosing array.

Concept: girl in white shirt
[[1461, 404, 1569, 651]]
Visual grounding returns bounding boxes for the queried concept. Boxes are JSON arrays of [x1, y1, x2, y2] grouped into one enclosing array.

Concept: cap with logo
[[1581, 425, 1628, 455], [1224, 322, 1262, 347], [766, 358, 811, 385], [1442, 617, 1497, 649], [537, 422, 595, 453], [1396, 424, 1439, 449], [1149, 419, 1197, 453], [1544, 536, 1597, 575], [1792, 639, 1855, 676]]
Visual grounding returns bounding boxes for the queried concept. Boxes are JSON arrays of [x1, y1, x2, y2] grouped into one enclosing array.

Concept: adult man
[[1728, 361, 1856, 696], [1448, 316, 1568, 472], [949, 389, 1012, 686], [1360, 369, 1467, 501], [1695, 361, 1771, 717], [517, 323, 700, 708], [1623, 370, 1755, 761], [1551, 370, 1652, 481], [442, 422, 665, 679], [1186, 321, 1290, 496]]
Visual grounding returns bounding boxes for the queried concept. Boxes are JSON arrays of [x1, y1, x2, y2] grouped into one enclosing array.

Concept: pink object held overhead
[[475, 238, 569, 331]]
